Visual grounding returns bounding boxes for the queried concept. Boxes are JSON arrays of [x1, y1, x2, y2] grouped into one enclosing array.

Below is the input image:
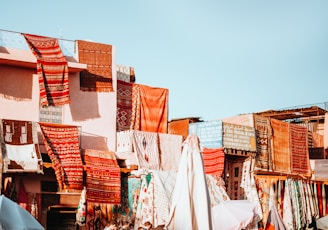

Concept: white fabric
[[212, 200, 257, 230], [5, 144, 39, 171], [165, 134, 213, 230]]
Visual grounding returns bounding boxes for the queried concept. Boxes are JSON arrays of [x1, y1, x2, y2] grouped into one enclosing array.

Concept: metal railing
[[0, 29, 76, 57]]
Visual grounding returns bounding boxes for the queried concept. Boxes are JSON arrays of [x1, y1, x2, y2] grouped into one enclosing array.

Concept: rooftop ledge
[[0, 46, 87, 73]]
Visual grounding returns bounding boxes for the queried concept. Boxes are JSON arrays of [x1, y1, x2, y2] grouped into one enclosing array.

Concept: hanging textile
[[265, 204, 287, 230], [253, 115, 272, 171], [1, 119, 43, 173], [158, 133, 183, 172], [202, 147, 225, 177], [76, 187, 87, 226], [130, 84, 141, 131], [271, 119, 291, 173], [22, 33, 70, 106], [133, 131, 160, 170], [117, 80, 134, 131], [86, 202, 114, 230], [138, 84, 169, 133], [282, 179, 294, 229], [39, 122, 83, 190], [289, 124, 311, 176], [77, 40, 113, 92], [241, 158, 263, 220], [166, 134, 213, 230], [84, 149, 121, 204]]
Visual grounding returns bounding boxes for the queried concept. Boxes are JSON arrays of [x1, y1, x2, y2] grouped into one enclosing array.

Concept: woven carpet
[[271, 119, 290, 173], [84, 149, 121, 204], [22, 33, 70, 106], [202, 147, 225, 177], [77, 40, 113, 92], [39, 123, 83, 191], [116, 80, 133, 131], [253, 115, 272, 171], [289, 124, 310, 175], [133, 131, 160, 170], [139, 84, 169, 133]]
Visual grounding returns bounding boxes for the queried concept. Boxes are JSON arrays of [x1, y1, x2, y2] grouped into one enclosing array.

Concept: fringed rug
[[77, 40, 113, 92], [84, 149, 121, 204], [271, 119, 291, 173], [22, 33, 70, 106], [139, 84, 169, 133], [202, 147, 225, 177], [253, 115, 272, 171], [39, 123, 83, 190], [290, 124, 310, 175], [117, 80, 133, 131]]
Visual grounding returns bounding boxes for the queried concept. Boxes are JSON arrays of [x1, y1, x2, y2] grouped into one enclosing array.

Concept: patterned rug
[[83, 149, 121, 204], [133, 131, 160, 170], [39, 122, 83, 190], [116, 80, 133, 131], [77, 40, 113, 92], [253, 115, 272, 171], [22, 33, 70, 106], [202, 147, 225, 177], [271, 119, 290, 173], [289, 124, 310, 175]]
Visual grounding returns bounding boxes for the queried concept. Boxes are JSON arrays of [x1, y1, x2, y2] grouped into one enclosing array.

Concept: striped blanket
[[22, 33, 70, 106], [84, 149, 121, 204]]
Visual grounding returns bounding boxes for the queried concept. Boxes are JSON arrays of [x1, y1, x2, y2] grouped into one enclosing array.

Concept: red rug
[[289, 124, 310, 175], [39, 123, 83, 191], [116, 80, 133, 131], [139, 84, 169, 133], [77, 40, 113, 92], [22, 33, 70, 106], [202, 147, 225, 177], [271, 119, 290, 173], [84, 149, 121, 204]]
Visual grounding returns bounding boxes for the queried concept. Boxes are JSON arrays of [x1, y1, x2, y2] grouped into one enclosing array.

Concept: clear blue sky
[[2, 0, 328, 121]]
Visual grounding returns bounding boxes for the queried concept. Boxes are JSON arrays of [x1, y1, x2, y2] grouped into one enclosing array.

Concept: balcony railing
[[0, 29, 76, 57]]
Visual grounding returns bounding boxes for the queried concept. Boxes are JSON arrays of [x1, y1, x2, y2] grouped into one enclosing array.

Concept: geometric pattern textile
[[22, 33, 70, 107], [289, 124, 310, 176], [253, 115, 272, 171], [84, 149, 121, 204], [39, 122, 83, 191], [77, 40, 113, 92], [133, 131, 160, 170], [117, 80, 133, 131]]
